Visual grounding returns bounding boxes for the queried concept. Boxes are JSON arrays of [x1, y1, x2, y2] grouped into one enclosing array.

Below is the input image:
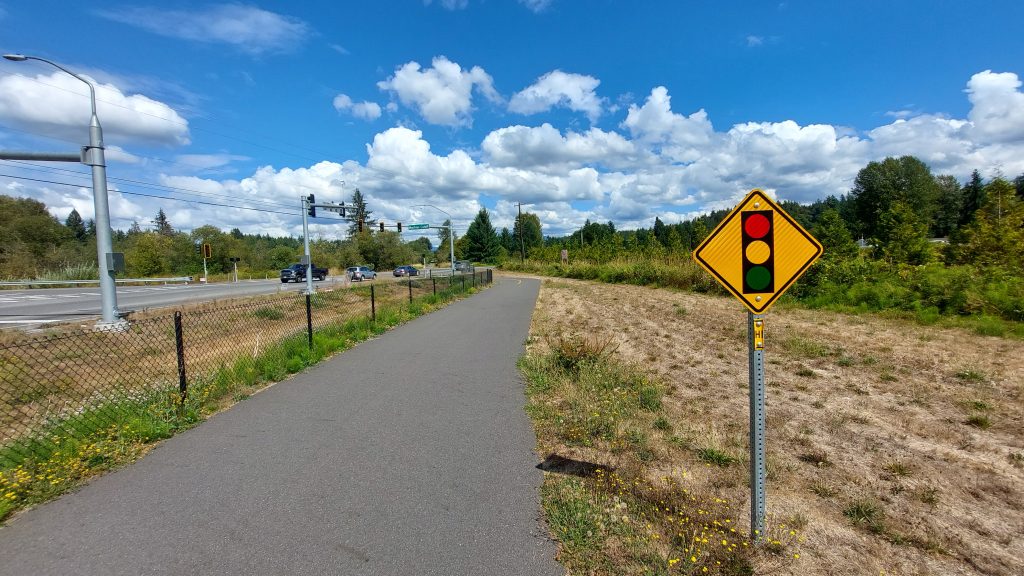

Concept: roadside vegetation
[[521, 332, 803, 575], [0, 284, 482, 522], [523, 278, 1022, 575]]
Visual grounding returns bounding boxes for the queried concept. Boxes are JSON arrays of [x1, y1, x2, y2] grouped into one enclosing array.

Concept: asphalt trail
[[0, 277, 562, 576]]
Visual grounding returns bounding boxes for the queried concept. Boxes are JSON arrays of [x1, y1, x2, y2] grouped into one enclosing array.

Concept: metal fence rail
[[0, 269, 492, 468]]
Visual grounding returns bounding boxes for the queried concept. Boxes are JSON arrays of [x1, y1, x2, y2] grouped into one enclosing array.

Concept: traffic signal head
[[397, 222, 402, 233], [306, 194, 316, 218], [195, 243, 201, 254], [741, 211, 774, 294], [339, 202, 346, 217], [379, 221, 385, 232], [202, 243, 212, 259]]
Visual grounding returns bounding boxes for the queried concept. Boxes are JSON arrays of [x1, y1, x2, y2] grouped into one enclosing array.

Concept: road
[[0, 277, 562, 576], [0, 271, 464, 331], [0, 277, 342, 330]]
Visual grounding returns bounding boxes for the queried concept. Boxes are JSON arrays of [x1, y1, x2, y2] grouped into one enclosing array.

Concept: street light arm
[[4, 54, 97, 116], [411, 204, 456, 271]]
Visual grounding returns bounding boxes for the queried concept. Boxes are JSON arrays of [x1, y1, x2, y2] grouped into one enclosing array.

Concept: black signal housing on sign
[[741, 210, 774, 294]]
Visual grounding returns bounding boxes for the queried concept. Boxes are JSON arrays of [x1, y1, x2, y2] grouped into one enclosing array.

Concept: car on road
[[393, 265, 419, 277], [280, 263, 327, 283], [347, 266, 377, 281], [454, 260, 473, 272]]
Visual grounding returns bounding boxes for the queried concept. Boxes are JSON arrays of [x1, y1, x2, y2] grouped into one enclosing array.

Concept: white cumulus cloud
[[377, 56, 500, 127], [0, 70, 190, 146], [333, 94, 382, 121], [509, 70, 604, 122], [482, 123, 639, 171], [965, 70, 1024, 144]]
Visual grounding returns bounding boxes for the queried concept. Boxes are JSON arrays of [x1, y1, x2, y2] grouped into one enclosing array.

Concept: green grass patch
[[696, 447, 737, 467]]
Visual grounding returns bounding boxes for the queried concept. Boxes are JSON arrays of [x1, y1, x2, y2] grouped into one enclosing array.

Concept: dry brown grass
[[521, 273, 1023, 576]]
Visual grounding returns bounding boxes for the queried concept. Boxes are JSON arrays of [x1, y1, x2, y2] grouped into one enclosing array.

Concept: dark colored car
[[393, 265, 419, 277], [280, 263, 327, 283]]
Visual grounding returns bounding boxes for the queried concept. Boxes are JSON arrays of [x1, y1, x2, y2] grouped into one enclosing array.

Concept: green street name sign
[[408, 223, 430, 230]]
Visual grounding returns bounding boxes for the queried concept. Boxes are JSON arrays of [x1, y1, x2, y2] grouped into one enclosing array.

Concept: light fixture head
[[3, 54, 28, 62]]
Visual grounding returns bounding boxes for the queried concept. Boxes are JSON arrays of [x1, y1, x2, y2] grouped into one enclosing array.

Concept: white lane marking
[[0, 319, 65, 324], [22, 295, 54, 300], [55, 294, 83, 298]]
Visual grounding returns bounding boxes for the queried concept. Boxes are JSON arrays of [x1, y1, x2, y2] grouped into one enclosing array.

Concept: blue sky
[[1, 0, 1023, 240]]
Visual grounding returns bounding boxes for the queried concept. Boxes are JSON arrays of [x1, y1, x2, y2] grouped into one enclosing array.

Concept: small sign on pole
[[692, 189, 822, 542]]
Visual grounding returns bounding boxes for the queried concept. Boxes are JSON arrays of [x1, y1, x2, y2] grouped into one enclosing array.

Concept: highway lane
[[0, 278, 336, 330]]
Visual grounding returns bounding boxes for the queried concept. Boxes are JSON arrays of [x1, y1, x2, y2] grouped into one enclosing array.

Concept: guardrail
[[0, 276, 194, 288]]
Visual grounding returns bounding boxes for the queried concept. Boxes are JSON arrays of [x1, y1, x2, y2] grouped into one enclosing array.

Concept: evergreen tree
[[65, 209, 87, 242], [933, 175, 962, 238], [874, 201, 932, 264], [811, 209, 858, 261], [652, 216, 668, 246], [346, 188, 375, 236], [960, 170, 986, 227], [950, 178, 1024, 268], [152, 208, 174, 236], [463, 208, 500, 263], [1014, 174, 1024, 200]]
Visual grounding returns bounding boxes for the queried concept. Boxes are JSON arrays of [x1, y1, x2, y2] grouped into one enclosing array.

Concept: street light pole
[[4, 53, 125, 329], [411, 204, 455, 274]]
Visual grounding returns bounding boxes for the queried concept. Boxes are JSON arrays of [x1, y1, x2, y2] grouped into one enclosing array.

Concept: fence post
[[408, 279, 413, 304], [174, 311, 187, 404], [370, 285, 376, 321], [305, 294, 313, 351], [432, 277, 436, 296], [462, 274, 466, 291]]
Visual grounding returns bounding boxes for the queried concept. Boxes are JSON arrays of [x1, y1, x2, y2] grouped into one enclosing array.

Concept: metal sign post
[[692, 188, 823, 543], [748, 312, 766, 541]]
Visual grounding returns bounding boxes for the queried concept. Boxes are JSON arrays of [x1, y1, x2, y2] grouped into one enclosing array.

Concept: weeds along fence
[[0, 270, 493, 468]]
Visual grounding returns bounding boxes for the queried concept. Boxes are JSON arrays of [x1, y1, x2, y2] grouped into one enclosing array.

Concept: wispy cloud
[[424, 0, 469, 10], [96, 4, 311, 55], [520, 0, 553, 12], [746, 35, 764, 47], [329, 43, 350, 56]]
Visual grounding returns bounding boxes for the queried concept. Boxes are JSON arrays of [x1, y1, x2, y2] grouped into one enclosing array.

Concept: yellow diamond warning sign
[[693, 189, 822, 314]]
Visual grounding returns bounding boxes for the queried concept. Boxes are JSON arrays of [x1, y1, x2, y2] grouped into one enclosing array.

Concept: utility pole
[[2, 54, 126, 330], [516, 202, 526, 263]]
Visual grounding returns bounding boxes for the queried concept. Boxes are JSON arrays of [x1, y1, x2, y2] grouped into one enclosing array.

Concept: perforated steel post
[[748, 312, 767, 541]]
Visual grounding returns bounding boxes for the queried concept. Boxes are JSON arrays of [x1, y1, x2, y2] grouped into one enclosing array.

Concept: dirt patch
[[520, 274, 1023, 576]]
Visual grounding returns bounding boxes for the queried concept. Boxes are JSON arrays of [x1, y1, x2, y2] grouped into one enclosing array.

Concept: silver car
[[347, 266, 377, 281]]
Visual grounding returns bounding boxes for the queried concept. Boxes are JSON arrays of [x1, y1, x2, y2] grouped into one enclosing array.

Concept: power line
[[1, 160, 297, 210], [0, 172, 299, 216]]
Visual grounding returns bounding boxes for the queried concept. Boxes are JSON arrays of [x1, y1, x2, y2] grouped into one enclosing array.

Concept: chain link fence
[[0, 270, 492, 468]]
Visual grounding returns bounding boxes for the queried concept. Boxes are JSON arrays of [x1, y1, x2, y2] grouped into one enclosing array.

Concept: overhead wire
[[1, 159, 297, 210], [0, 172, 299, 217]]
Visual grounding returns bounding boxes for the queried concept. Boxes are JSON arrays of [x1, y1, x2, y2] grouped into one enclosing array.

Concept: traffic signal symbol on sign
[[692, 189, 822, 314], [742, 211, 774, 294]]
